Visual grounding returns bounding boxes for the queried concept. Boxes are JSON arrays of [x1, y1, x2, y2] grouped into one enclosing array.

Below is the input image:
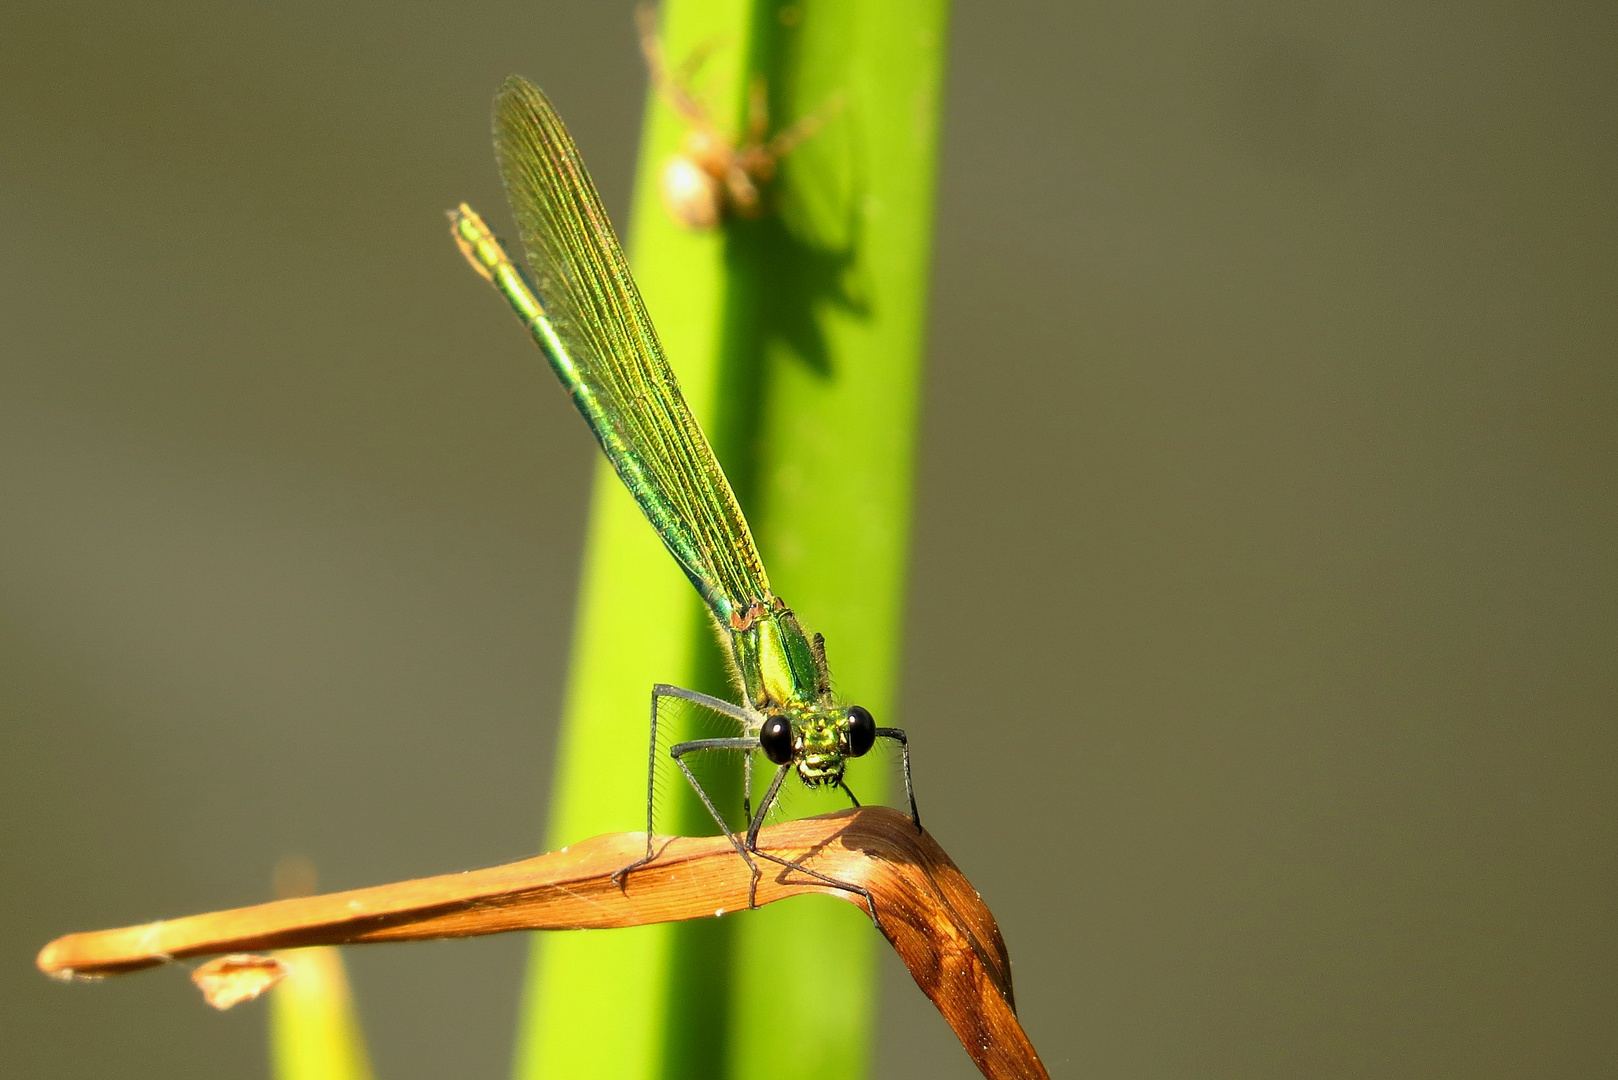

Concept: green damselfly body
[[449, 77, 919, 911]]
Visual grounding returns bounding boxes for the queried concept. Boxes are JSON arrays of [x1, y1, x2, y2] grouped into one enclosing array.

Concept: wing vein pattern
[[493, 76, 769, 624]]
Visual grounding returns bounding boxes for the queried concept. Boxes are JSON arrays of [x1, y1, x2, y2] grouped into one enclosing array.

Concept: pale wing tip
[[495, 75, 550, 126]]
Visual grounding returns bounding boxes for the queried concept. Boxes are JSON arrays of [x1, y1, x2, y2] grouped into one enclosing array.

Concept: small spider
[[637, 6, 840, 229]]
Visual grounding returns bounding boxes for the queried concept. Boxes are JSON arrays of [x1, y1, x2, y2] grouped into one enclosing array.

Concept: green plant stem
[[512, 3, 948, 1078], [268, 947, 374, 1080]]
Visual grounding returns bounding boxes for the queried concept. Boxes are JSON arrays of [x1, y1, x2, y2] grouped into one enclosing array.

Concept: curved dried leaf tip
[[38, 808, 1046, 1080]]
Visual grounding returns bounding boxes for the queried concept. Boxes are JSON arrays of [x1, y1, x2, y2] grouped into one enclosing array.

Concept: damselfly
[[449, 78, 918, 909]]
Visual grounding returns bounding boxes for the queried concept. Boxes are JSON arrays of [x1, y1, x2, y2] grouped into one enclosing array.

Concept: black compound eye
[[760, 715, 794, 765], [845, 704, 876, 757]]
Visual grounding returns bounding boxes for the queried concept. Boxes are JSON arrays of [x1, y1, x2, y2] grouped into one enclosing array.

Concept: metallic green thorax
[[730, 600, 830, 710], [449, 79, 837, 724]]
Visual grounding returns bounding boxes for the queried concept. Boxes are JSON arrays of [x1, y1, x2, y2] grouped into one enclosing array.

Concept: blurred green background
[[3, 2, 1613, 1078]]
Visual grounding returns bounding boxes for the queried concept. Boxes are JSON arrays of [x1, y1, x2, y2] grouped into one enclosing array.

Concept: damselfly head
[[764, 704, 877, 787]]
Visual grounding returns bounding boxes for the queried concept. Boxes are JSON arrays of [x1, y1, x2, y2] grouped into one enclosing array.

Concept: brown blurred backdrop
[[3, 2, 1614, 1078]]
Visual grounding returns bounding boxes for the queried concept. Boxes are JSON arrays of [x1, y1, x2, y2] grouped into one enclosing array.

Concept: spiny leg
[[668, 28, 721, 90], [877, 726, 921, 831], [666, 742, 876, 921], [743, 727, 919, 928], [742, 766, 885, 930], [764, 92, 845, 159], [739, 763, 790, 909], [654, 682, 753, 725], [743, 762, 790, 853], [742, 739, 755, 825], [636, 4, 715, 131], [613, 684, 752, 888], [728, 93, 843, 216], [818, 727, 921, 825], [669, 736, 764, 899]]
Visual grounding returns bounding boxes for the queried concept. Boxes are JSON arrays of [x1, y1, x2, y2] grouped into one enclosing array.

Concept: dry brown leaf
[[39, 808, 1046, 1080], [189, 954, 289, 1010]]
